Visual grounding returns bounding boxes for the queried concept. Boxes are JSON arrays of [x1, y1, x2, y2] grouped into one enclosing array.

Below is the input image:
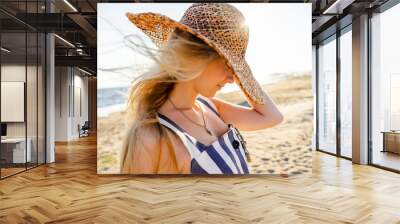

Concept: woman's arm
[[210, 89, 283, 131], [130, 125, 161, 174]]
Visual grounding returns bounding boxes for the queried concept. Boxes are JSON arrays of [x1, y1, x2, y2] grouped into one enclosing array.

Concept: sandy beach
[[97, 74, 313, 174]]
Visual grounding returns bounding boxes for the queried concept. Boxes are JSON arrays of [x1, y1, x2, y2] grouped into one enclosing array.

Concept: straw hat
[[126, 3, 265, 104]]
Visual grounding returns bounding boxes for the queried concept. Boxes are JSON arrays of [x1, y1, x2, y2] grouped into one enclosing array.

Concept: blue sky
[[97, 3, 311, 89]]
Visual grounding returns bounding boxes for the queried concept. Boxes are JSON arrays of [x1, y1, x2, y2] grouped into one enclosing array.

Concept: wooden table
[[381, 131, 400, 154], [1, 138, 31, 164]]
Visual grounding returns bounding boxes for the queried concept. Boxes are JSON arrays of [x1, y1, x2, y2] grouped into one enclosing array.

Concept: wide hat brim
[[126, 12, 265, 104]]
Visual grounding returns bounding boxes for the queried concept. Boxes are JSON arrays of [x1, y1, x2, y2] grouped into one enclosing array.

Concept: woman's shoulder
[[135, 124, 162, 153], [136, 123, 190, 174], [197, 95, 221, 116], [136, 123, 180, 149], [122, 123, 163, 174]]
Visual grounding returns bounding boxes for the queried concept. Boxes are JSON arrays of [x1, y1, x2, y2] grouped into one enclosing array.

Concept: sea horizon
[[98, 71, 311, 117]]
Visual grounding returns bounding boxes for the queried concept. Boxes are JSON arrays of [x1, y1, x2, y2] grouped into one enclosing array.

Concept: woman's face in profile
[[192, 57, 235, 97]]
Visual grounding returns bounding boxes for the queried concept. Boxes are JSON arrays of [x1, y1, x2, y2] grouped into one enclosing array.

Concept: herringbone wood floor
[[1, 134, 400, 224]]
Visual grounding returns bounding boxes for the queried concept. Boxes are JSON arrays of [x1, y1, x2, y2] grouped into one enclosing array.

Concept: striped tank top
[[156, 96, 250, 174]]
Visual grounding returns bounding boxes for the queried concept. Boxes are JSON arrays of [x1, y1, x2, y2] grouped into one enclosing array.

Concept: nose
[[226, 74, 234, 84]]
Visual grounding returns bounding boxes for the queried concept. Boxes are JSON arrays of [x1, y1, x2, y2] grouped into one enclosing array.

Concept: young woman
[[120, 3, 283, 174]]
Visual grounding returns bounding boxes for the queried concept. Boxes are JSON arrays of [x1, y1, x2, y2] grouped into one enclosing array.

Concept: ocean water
[[98, 73, 303, 117], [98, 86, 129, 117], [98, 103, 127, 117]]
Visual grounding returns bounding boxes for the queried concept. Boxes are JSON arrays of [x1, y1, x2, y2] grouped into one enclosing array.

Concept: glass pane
[[0, 1, 46, 178], [1, 31, 27, 177], [0, 1, 25, 13], [27, 31, 38, 169], [25, 0, 38, 169], [38, 32, 45, 165], [340, 29, 352, 158], [318, 37, 337, 154], [390, 75, 400, 130], [371, 3, 400, 171]]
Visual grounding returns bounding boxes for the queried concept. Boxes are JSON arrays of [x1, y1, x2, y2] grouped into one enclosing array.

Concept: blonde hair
[[120, 29, 220, 173]]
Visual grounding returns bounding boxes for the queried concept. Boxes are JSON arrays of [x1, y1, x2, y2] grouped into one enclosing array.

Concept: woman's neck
[[169, 81, 198, 110]]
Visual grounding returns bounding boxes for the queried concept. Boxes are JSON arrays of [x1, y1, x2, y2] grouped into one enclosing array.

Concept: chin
[[202, 92, 215, 98], [199, 90, 217, 98]]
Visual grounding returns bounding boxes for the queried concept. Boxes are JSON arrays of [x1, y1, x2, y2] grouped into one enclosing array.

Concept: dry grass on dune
[[97, 74, 313, 174]]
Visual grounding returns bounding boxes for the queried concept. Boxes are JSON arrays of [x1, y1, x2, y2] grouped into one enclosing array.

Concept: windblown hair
[[120, 29, 220, 173]]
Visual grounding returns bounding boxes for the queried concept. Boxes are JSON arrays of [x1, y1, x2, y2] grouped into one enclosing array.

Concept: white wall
[[311, 45, 317, 150], [1, 65, 26, 141], [1, 65, 35, 138], [370, 4, 400, 156], [1, 63, 46, 164], [55, 66, 70, 141], [72, 73, 89, 138], [1, 78, 24, 123], [54, 67, 89, 141], [46, 32, 55, 163]]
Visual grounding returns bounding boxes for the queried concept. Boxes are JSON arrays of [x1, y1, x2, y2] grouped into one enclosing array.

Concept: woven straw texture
[[127, 3, 265, 104]]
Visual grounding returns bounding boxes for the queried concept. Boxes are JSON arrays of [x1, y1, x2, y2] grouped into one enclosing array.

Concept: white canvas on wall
[[1, 81, 25, 122]]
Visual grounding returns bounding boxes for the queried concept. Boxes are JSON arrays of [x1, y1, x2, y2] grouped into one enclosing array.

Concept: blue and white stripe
[[156, 96, 250, 174]]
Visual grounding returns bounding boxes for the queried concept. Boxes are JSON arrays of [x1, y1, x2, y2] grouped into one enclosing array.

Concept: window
[[0, 1, 46, 179], [340, 28, 352, 158], [318, 36, 337, 154], [390, 74, 400, 131], [371, 2, 400, 171]]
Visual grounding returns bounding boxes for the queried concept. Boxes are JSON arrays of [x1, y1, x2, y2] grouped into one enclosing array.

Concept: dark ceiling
[[310, 0, 391, 44], [0, 0, 98, 74], [0, 0, 394, 76]]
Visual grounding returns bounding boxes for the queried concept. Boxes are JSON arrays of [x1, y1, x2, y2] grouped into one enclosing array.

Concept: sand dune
[[97, 74, 313, 174]]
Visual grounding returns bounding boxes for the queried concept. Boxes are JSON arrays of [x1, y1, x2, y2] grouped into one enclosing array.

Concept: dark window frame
[[0, 0, 47, 180], [315, 0, 400, 173]]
